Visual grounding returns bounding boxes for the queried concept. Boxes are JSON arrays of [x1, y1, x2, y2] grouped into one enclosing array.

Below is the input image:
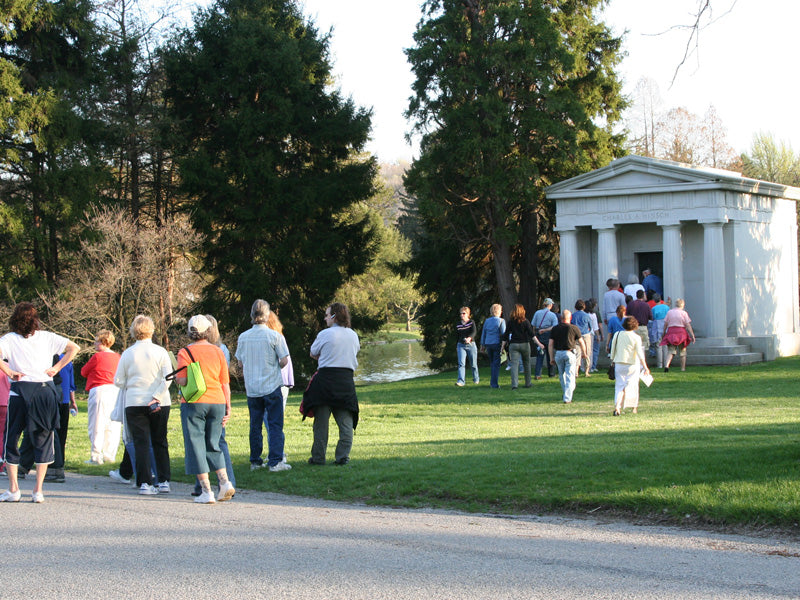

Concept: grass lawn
[[68, 356, 800, 529]]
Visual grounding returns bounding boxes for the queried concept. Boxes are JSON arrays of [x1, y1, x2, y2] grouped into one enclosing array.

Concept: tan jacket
[[610, 330, 645, 365]]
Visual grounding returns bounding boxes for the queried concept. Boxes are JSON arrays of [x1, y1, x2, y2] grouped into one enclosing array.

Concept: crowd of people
[[459, 268, 695, 415], [0, 273, 696, 502], [0, 299, 361, 504]]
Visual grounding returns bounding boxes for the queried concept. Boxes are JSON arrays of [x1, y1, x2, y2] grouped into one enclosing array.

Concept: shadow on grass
[[258, 421, 800, 526]]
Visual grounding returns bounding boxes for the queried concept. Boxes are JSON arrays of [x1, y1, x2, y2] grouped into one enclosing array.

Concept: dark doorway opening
[[636, 251, 663, 287]]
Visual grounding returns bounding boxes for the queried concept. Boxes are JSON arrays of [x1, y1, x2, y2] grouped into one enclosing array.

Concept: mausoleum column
[[661, 223, 684, 304], [594, 225, 618, 293], [558, 227, 580, 311], [701, 219, 728, 339]]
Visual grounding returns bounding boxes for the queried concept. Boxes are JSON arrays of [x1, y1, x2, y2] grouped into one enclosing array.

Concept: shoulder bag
[[166, 346, 207, 403]]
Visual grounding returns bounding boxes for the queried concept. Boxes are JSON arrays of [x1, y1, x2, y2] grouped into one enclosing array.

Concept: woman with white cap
[[175, 314, 234, 504]]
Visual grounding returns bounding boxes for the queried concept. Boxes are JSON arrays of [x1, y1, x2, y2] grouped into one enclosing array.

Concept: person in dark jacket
[[503, 304, 544, 390], [302, 302, 360, 466]]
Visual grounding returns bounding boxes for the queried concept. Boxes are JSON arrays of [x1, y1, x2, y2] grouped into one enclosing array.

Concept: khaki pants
[[575, 333, 593, 375], [636, 326, 650, 353]]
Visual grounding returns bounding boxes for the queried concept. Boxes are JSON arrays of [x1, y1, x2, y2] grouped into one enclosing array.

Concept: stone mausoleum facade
[[546, 155, 800, 363]]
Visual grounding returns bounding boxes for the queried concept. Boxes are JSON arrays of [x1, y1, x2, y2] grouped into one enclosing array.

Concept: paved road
[[3, 473, 799, 599]]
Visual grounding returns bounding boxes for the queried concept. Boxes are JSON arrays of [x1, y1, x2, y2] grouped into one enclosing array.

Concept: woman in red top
[[176, 315, 234, 504], [80, 330, 121, 464]]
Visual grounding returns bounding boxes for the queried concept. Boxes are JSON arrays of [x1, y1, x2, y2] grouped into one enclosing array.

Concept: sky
[[173, 0, 800, 165]]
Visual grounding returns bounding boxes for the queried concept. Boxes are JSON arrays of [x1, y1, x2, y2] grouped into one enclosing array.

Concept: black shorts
[[3, 382, 58, 465]]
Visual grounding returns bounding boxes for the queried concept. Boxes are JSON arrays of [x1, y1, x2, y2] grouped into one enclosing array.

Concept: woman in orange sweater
[[176, 315, 234, 504]]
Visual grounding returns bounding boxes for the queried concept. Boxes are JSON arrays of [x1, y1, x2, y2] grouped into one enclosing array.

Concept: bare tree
[[38, 207, 200, 352], [623, 97, 738, 170], [663, 0, 739, 85], [700, 105, 739, 169], [626, 77, 664, 157], [657, 107, 702, 163]]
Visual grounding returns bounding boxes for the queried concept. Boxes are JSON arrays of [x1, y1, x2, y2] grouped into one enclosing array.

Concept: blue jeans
[[591, 334, 601, 370], [555, 350, 578, 403], [535, 332, 554, 377], [457, 342, 479, 384], [247, 387, 285, 467], [124, 440, 159, 485], [485, 344, 502, 388]]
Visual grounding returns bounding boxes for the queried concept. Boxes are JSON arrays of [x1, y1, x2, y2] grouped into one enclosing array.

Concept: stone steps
[[655, 338, 764, 366], [681, 352, 763, 366]]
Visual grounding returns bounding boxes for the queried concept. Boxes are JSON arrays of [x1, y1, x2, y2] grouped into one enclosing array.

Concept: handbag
[[110, 388, 125, 422], [166, 346, 207, 402], [607, 363, 615, 380]]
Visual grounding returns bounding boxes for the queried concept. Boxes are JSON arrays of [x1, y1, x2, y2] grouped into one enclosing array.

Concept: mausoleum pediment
[[547, 155, 745, 198]]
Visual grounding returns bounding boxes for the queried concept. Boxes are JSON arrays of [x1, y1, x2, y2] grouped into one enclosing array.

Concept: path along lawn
[[70, 356, 800, 528]]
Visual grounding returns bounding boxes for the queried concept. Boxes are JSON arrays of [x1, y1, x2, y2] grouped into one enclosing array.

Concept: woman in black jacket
[[503, 304, 545, 390]]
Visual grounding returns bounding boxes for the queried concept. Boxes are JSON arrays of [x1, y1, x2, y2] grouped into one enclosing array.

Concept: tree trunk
[[129, 144, 140, 226], [492, 239, 517, 316], [518, 209, 539, 316]]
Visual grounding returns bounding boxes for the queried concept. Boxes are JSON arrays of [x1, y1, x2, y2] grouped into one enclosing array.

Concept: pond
[[354, 340, 437, 385]]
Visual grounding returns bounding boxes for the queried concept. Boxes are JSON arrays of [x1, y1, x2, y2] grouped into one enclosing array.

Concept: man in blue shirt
[[531, 298, 558, 379], [642, 268, 663, 298], [570, 300, 593, 377], [236, 299, 290, 472]]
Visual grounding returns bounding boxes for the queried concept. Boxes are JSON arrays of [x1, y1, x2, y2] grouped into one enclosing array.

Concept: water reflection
[[355, 340, 436, 385]]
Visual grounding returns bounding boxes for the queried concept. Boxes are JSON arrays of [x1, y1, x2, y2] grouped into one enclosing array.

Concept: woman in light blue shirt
[[480, 304, 506, 389]]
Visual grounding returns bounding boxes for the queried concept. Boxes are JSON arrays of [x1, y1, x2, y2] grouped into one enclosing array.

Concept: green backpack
[[166, 346, 207, 402]]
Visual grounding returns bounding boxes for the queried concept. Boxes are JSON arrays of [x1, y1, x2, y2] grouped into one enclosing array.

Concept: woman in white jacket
[[114, 315, 173, 495], [610, 316, 650, 416]]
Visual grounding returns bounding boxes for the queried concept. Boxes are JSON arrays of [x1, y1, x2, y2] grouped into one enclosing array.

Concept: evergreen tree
[[163, 0, 377, 375], [337, 185, 423, 331], [0, 0, 103, 295], [404, 0, 625, 364]]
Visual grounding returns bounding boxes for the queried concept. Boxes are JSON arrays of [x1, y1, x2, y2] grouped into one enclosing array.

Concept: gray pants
[[508, 342, 531, 388], [311, 406, 354, 464]]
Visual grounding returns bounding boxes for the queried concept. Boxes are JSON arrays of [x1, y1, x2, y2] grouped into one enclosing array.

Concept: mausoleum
[[546, 155, 800, 363]]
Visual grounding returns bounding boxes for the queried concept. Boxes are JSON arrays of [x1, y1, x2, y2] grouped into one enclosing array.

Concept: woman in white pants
[[80, 330, 121, 464], [610, 316, 650, 416]]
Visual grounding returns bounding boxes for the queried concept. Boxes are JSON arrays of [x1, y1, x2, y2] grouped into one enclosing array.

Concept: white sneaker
[[217, 481, 235, 502], [139, 483, 159, 496], [250, 463, 264, 471], [0, 489, 21, 502], [109, 470, 131, 485], [31, 491, 44, 503], [157, 481, 170, 494], [194, 490, 216, 504], [269, 461, 292, 472]]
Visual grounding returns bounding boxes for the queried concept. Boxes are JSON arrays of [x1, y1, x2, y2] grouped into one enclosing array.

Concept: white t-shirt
[[623, 283, 645, 299], [310, 325, 360, 370], [0, 330, 69, 389]]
